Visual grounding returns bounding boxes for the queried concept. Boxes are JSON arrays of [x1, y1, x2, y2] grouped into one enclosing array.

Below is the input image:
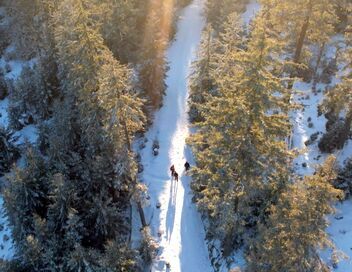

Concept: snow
[[337, 140, 352, 166], [291, 82, 328, 176], [241, 0, 260, 26], [133, 0, 213, 271], [321, 200, 352, 271], [13, 124, 39, 145], [0, 98, 9, 128], [0, 54, 36, 80], [0, 196, 15, 260], [289, 38, 352, 270]]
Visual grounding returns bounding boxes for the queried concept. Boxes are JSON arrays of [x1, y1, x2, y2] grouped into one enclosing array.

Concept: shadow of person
[[166, 178, 176, 242]]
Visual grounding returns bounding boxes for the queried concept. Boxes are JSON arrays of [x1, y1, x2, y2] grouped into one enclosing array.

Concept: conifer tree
[[319, 30, 352, 152], [138, 2, 169, 110], [205, 0, 248, 31], [96, 0, 141, 63], [189, 25, 216, 123], [248, 156, 342, 272], [190, 11, 292, 254], [4, 0, 147, 269], [261, 0, 340, 84]]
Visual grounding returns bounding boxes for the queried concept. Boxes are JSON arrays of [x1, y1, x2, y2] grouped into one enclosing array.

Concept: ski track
[[137, 0, 212, 271]]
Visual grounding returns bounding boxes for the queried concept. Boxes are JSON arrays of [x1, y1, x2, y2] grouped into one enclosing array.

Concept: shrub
[[318, 120, 349, 153], [139, 227, 158, 264]]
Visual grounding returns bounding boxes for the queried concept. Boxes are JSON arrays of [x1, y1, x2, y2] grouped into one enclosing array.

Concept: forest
[[0, 0, 351, 271]]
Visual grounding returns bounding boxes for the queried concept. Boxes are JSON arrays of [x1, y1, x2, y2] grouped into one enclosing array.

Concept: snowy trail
[[136, 0, 212, 271]]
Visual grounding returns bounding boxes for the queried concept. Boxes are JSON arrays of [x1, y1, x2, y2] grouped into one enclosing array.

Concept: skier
[[174, 171, 179, 182], [184, 161, 190, 171], [170, 165, 175, 177]]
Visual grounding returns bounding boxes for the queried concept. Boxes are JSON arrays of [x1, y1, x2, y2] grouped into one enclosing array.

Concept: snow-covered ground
[[291, 81, 328, 176], [322, 200, 352, 271], [0, 98, 9, 128], [289, 41, 352, 270], [0, 196, 14, 260], [133, 0, 214, 271]]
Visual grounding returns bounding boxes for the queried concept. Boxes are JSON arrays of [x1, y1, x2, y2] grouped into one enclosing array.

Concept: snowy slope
[[133, 0, 213, 271]]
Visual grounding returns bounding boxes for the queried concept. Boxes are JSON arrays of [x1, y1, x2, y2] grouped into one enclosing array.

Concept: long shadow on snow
[[166, 178, 178, 241]]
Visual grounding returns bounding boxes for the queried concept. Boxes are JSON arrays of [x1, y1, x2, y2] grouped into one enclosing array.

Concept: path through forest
[[135, 0, 213, 271]]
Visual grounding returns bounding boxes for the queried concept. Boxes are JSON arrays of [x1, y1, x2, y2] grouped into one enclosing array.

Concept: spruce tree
[[261, 0, 340, 84], [248, 156, 342, 272], [189, 11, 292, 254], [189, 25, 216, 123], [138, 3, 168, 110]]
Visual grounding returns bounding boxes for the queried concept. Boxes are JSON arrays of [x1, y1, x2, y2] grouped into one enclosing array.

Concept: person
[[174, 171, 179, 182], [184, 161, 190, 171], [170, 165, 175, 176]]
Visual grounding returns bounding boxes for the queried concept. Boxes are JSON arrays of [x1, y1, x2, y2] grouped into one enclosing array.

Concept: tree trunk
[[288, 0, 313, 89], [123, 120, 147, 228], [312, 42, 325, 91], [294, 0, 313, 64], [137, 201, 147, 227]]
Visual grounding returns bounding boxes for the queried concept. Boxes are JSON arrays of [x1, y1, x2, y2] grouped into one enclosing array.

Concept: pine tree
[[189, 25, 216, 123], [4, 0, 148, 269], [319, 30, 352, 152], [248, 156, 342, 272], [189, 11, 292, 254], [96, 0, 142, 63], [0, 126, 19, 175], [205, 0, 248, 31], [4, 147, 49, 253], [138, 1, 169, 110], [261, 0, 340, 84]]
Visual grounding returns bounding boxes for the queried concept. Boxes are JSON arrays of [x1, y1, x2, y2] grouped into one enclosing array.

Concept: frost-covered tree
[[138, 2, 169, 110], [248, 156, 342, 272], [190, 12, 292, 254], [95, 0, 142, 63], [261, 0, 340, 85], [0, 126, 19, 175], [205, 0, 249, 31], [4, 147, 49, 253], [189, 25, 216, 123], [319, 30, 352, 153], [5, 0, 147, 269]]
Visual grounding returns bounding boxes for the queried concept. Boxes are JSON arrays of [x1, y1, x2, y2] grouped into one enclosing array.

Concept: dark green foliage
[[189, 11, 292, 259], [333, 158, 352, 198], [206, 0, 249, 31], [8, 63, 56, 129], [0, 70, 7, 100], [318, 120, 350, 153], [0, 126, 19, 175], [248, 157, 341, 272]]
